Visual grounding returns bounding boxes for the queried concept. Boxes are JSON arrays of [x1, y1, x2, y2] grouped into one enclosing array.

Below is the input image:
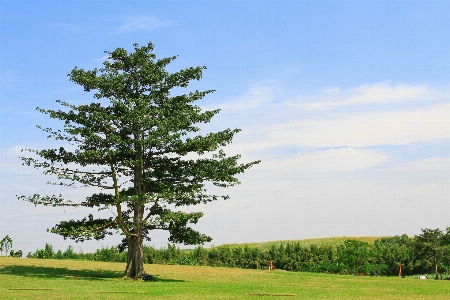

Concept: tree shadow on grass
[[0, 265, 186, 282], [0, 265, 122, 280], [150, 276, 186, 282]]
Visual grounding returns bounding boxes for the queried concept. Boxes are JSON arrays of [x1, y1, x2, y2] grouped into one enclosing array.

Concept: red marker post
[[269, 260, 275, 270]]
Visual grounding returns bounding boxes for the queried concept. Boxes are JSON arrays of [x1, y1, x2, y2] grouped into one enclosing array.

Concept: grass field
[[1, 256, 449, 299]]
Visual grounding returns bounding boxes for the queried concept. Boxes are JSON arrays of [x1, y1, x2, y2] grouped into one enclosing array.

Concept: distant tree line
[[27, 227, 450, 277]]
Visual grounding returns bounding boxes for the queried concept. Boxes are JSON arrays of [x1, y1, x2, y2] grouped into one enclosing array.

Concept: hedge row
[[28, 233, 450, 276]]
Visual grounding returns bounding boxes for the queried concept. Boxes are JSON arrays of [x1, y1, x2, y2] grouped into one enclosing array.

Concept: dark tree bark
[[125, 146, 146, 278], [125, 233, 144, 278]]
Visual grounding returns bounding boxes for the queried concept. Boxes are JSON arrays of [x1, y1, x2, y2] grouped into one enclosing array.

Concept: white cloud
[[115, 16, 171, 33], [402, 181, 449, 206], [208, 82, 450, 154], [253, 147, 388, 178], [266, 102, 450, 148], [286, 82, 442, 110], [388, 157, 450, 172]]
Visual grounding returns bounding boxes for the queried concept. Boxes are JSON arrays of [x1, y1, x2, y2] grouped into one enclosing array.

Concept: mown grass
[[1, 256, 449, 299]]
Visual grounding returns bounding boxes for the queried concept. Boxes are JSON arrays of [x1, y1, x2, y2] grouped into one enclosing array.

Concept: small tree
[[0, 235, 13, 256], [413, 228, 447, 279], [19, 42, 260, 278], [13, 250, 23, 258], [44, 243, 55, 258]]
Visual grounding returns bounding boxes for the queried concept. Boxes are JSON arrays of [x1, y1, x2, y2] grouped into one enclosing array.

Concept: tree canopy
[[19, 42, 260, 278], [413, 227, 450, 279]]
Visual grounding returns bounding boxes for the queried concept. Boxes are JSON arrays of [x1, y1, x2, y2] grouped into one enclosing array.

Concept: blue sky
[[1, 0, 450, 255]]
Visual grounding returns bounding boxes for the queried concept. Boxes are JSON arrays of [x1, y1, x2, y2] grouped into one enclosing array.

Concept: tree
[[44, 242, 55, 258], [442, 227, 450, 275], [373, 235, 413, 276], [19, 42, 260, 278], [413, 228, 448, 279], [337, 240, 373, 275], [0, 235, 13, 256]]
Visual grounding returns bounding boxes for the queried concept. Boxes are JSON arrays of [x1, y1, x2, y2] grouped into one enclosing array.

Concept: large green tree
[[19, 42, 260, 278], [413, 228, 449, 279], [373, 235, 413, 276]]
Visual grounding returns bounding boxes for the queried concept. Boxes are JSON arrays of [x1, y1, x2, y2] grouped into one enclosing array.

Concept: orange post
[[398, 263, 402, 278], [269, 260, 275, 270]]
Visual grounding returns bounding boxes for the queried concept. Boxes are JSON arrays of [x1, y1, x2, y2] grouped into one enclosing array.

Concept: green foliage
[[413, 227, 450, 278], [44, 243, 55, 258], [90, 246, 127, 262], [336, 240, 374, 275], [30, 243, 55, 259], [373, 235, 413, 276], [9, 250, 22, 258], [63, 245, 76, 259]]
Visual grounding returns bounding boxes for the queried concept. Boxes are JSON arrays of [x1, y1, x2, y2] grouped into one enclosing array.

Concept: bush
[[63, 245, 76, 259], [92, 246, 126, 262]]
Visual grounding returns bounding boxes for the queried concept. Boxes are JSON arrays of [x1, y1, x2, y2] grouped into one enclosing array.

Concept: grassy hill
[[212, 236, 387, 250]]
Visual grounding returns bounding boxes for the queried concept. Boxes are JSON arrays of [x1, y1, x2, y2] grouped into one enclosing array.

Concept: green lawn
[[1, 257, 449, 299]]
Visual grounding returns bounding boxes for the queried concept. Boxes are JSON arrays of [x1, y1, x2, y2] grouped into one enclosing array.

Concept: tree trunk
[[124, 202, 146, 278], [124, 139, 146, 278], [124, 235, 145, 278], [435, 254, 439, 280]]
